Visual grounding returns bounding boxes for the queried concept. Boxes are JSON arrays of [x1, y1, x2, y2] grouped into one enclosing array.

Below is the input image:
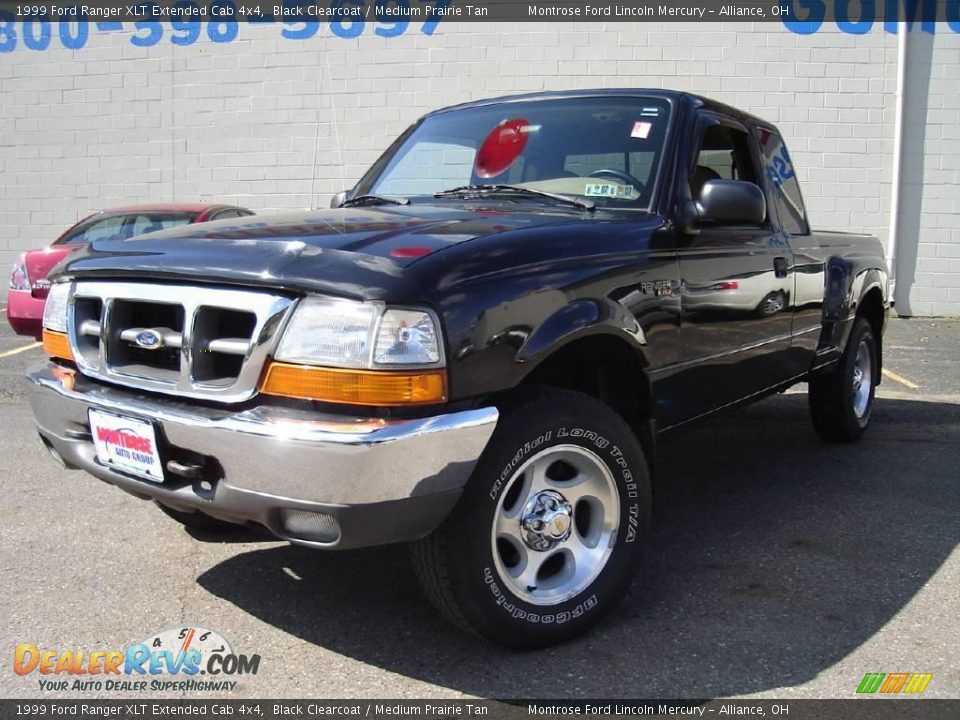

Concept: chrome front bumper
[[26, 362, 498, 549]]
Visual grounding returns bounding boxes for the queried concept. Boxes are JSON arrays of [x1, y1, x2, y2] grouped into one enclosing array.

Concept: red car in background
[[7, 203, 254, 338]]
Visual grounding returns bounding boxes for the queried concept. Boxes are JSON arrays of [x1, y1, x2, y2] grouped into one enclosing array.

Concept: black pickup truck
[[28, 90, 889, 648]]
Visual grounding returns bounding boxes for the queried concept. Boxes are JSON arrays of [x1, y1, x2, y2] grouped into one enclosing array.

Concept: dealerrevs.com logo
[[13, 626, 261, 693], [857, 672, 934, 695]]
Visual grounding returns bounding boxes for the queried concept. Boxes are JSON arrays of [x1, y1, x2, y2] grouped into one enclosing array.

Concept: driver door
[[672, 114, 795, 419]]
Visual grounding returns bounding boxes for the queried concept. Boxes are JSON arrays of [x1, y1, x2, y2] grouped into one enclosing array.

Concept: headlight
[[275, 296, 444, 369], [42, 281, 71, 334], [266, 296, 446, 405], [274, 297, 379, 368], [373, 309, 441, 365]]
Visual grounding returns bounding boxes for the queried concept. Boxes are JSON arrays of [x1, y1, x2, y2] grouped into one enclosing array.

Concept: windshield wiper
[[341, 194, 410, 207], [434, 185, 595, 211]]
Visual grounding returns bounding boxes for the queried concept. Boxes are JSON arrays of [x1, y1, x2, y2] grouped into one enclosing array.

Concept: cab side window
[[690, 124, 759, 201], [756, 128, 810, 235]]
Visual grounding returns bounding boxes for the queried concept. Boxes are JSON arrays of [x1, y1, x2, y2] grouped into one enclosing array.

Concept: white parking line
[[882, 368, 920, 390], [0, 341, 41, 359]]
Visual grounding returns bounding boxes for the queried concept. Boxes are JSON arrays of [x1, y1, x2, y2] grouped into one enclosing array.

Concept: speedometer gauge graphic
[[139, 625, 233, 672]]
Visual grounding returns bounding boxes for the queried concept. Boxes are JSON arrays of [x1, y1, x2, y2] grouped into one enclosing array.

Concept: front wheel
[[412, 388, 651, 648], [808, 317, 877, 441]]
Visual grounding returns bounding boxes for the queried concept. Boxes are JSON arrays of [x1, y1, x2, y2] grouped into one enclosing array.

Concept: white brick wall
[[1, 21, 956, 315]]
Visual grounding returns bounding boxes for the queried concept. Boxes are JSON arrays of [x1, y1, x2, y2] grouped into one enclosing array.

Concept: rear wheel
[[412, 388, 651, 648], [155, 502, 241, 533], [808, 317, 877, 441]]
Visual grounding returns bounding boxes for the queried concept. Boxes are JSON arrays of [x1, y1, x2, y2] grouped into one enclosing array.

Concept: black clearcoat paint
[[56, 90, 889, 429]]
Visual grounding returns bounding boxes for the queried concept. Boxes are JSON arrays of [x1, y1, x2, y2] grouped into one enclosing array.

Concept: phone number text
[[0, 1, 452, 52]]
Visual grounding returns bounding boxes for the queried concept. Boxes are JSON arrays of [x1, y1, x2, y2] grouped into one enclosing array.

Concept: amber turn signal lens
[[42, 329, 74, 362], [260, 362, 447, 406]]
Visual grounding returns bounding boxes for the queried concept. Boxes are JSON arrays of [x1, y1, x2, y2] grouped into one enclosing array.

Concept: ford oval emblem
[[134, 330, 164, 350]]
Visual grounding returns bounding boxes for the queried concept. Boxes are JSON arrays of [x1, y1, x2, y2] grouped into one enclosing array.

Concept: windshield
[[357, 97, 671, 210]]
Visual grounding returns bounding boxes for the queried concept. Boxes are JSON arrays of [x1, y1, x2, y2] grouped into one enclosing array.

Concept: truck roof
[[424, 89, 775, 131]]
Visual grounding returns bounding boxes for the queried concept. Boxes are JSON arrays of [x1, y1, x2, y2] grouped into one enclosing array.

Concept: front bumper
[[26, 362, 498, 549]]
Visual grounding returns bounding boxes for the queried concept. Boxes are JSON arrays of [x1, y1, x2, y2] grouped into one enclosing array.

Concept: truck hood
[[57, 204, 615, 300]]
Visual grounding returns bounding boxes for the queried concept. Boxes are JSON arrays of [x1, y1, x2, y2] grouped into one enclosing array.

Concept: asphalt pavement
[[0, 315, 956, 700]]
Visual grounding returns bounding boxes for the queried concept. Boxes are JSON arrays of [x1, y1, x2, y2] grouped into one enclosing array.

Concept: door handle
[[774, 256, 789, 278]]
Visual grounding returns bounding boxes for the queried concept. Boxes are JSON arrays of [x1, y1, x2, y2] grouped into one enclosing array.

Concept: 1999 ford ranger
[[28, 90, 889, 648]]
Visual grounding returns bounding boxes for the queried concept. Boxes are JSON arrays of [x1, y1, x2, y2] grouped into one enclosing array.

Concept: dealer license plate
[[88, 409, 164, 483]]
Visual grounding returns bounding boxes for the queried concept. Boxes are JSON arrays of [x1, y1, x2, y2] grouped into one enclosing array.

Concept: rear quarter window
[[756, 129, 810, 235]]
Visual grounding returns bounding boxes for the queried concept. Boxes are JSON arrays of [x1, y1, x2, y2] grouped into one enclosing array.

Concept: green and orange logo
[[857, 672, 933, 695]]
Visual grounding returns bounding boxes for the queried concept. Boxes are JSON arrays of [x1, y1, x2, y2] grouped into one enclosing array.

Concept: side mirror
[[330, 190, 350, 209], [697, 179, 766, 226]]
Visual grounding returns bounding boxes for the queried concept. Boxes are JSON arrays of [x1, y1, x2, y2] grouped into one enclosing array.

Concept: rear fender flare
[[826, 265, 887, 358]]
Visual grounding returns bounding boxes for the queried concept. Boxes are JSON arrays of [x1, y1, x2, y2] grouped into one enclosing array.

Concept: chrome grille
[[67, 281, 295, 403]]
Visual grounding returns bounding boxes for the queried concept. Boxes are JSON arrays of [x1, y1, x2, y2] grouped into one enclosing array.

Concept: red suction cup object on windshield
[[474, 118, 531, 179]]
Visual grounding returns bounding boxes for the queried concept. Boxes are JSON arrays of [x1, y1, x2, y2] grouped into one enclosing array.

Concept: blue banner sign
[[784, 0, 960, 33]]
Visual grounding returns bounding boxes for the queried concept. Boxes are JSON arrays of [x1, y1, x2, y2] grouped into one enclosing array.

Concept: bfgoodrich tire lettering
[[412, 388, 652, 648]]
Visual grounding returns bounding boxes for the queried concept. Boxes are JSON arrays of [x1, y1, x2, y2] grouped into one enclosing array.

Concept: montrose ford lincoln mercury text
[[27, 91, 889, 647]]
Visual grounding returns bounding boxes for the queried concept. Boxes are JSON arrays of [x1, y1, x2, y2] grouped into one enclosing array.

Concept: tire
[[808, 317, 877, 442], [412, 387, 652, 648], [155, 501, 241, 533]]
